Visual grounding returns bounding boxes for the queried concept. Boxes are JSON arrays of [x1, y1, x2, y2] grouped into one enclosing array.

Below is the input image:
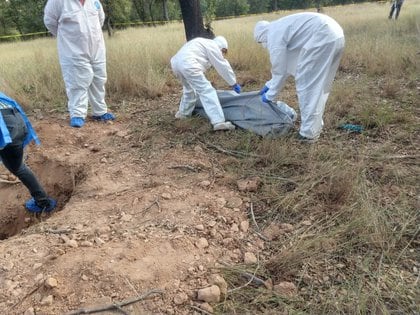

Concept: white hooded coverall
[[254, 13, 345, 139], [170, 37, 237, 125], [44, 0, 108, 119]]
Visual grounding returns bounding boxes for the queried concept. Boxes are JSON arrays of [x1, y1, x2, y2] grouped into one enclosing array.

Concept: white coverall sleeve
[[43, 0, 59, 37], [207, 48, 237, 86], [265, 47, 289, 101], [98, 1, 105, 27]]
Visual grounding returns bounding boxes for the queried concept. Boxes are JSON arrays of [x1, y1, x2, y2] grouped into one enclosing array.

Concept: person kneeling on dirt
[[171, 36, 241, 131], [0, 91, 56, 213]]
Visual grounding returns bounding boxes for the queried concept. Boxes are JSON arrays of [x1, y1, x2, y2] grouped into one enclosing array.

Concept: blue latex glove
[[261, 93, 271, 104], [259, 85, 269, 95], [232, 83, 241, 94]]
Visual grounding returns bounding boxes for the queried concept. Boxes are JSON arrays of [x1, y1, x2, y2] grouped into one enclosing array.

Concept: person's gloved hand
[[259, 85, 269, 95], [232, 83, 241, 94], [261, 93, 271, 104]]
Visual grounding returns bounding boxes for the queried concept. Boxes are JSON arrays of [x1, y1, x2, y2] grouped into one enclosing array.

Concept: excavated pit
[[0, 154, 85, 240]]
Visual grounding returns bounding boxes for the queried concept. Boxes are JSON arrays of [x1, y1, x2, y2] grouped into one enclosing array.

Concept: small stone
[[35, 274, 44, 283], [200, 302, 214, 313], [94, 237, 105, 245], [209, 274, 228, 299], [120, 214, 133, 222], [199, 181, 211, 188], [45, 277, 58, 288], [80, 241, 93, 247], [244, 252, 258, 264], [263, 223, 283, 241], [279, 223, 294, 232], [24, 307, 35, 315], [240, 220, 249, 233], [33, 263, 43, 270], [301, 220, 312, 226], [81, 274, 89, 281], [273, 281, 297, 297], [230, 223, 239, 232], [161, 193, 172, 200], [40, 295, 54, 306], [197, 285, 221, 303], [195, 224, 205, 231], [67, 240, 78, 248], [173, 292, 189, 305], [236, 177, 261, 192], [226, 197, 243, 208], [195, 238, 209, 249]]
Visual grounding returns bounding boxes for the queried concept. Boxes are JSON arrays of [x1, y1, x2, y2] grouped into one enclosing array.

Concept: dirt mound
[[0, 114, 262, 314]]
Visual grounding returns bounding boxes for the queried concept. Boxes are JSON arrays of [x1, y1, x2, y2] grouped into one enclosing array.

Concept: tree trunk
[[272, 0, 278, 11], [162, 0, 169, 21], [178, 0, 214, 41]]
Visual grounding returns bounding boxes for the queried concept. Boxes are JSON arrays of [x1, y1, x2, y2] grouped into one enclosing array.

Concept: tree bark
[[178, 0, 214, 41]]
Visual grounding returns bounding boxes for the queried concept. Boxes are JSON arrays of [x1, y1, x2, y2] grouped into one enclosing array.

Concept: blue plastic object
[[92, 112, 115, 121], [339, 124, 363, 133], [25, 198, 57, 213], [232, 83, 241, 94], [259, 85, 269, 95], [70, 117, 85, 128], [261, 93, 271, 104]]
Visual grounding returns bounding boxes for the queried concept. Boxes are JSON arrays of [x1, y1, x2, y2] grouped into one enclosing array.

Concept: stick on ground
[[65, 289, 164, 315]]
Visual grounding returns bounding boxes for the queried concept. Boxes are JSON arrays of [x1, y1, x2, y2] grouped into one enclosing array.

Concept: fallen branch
[[228, 255, 261, 293], [218, 261, 267, 291], [8, 283, 43, 311], [249, 203, 270, 241], [65, 289, 164, 315]]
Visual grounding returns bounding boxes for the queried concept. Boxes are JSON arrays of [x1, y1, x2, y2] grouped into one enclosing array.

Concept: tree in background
[[215, 0, 249, 17], [248, 0, 271, 14], [179, 0, 214, 41]]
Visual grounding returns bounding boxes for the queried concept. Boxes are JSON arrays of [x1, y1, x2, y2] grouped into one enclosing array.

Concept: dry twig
[[142, 197, 160, 214], [249, 203, 270, 241], [65, 289, 164, 315]]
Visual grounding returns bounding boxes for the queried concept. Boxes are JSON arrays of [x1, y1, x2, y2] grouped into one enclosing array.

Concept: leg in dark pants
[[0, 111, 50, 208]]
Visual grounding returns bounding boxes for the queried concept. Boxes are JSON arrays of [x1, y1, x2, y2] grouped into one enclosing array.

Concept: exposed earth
[[0, 94, 275, 315]]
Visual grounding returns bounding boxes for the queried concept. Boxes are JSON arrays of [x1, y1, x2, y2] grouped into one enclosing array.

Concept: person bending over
[[171, 36, 241, 131]]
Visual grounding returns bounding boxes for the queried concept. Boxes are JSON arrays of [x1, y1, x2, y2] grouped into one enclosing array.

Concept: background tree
[[215, 0, 249, 17], [178, 0, 214, 41]]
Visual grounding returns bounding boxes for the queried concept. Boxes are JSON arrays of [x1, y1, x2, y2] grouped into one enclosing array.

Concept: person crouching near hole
[[0, 92, 57, 213], [171, 36, 241, 131]]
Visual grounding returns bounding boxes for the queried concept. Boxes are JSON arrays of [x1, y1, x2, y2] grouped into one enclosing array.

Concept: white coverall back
[[44, 0, 108, 119], [256, 13, 345, 139], [170, 37, 237, 125]]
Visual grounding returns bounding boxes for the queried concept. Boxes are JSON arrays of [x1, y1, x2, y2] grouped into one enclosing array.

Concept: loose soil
[[0, 96, 264, 315]]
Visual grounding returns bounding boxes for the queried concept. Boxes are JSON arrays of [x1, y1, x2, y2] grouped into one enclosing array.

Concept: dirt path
[[0, 115, 262, 314]]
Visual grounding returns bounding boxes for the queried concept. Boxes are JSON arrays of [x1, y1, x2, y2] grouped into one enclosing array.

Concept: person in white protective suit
[[171, 36, 242, 131], [254, 13, 345, 141], [44, 0, 115, 128]]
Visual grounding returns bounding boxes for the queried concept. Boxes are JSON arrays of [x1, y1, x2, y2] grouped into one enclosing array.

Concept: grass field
[[0, 1, 419, 314]]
